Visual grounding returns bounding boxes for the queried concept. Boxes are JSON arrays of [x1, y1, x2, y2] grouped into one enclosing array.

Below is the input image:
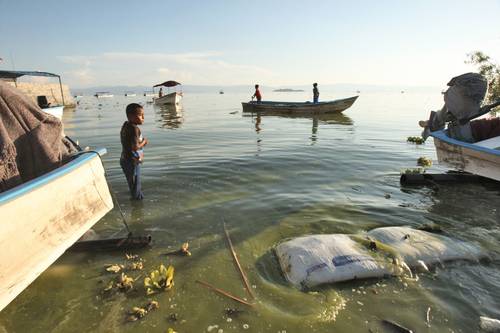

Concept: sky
[[0, 0, 499, 88]]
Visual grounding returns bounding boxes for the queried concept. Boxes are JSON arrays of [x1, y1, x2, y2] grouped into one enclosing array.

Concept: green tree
[[466, 51, 500, 106]]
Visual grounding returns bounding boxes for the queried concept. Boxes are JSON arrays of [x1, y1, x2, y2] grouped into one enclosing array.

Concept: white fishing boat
[[0, 70, 69, 120], [152, 80, 183, 105], [94, 92, 113, 98], [0, 149, 113, 311], [431, 130, 500, 181], [124, 92, 136, 97]]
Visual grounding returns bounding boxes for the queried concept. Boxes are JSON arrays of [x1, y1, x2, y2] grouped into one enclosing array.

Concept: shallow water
[[1, 90, 500, 332]]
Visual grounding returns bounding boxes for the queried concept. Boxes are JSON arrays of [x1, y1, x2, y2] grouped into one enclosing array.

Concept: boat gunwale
[[241, 96, 358, 108], [0, 148, 107, 205], [430, 130, 500, 157]]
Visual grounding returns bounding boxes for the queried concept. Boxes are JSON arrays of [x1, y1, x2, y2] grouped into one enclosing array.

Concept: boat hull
[[41, 105, 64, 119], [242, 96, 358, 114], [0, 149, 113, 311], [431, 130, 500, 181], [154, 92, 182, 105]]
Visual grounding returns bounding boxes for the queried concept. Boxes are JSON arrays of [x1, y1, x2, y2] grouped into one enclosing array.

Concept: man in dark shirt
[[120, 103, 148, 200], [313, 83, 319, 103]]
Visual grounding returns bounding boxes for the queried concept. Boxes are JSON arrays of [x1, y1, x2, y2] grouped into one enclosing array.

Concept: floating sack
[[276, 227, 484, 289], [366, 227, 483, 267], [275, 234, 392, 289]]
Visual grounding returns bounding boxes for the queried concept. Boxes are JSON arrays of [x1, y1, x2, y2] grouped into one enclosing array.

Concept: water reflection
[[154, 104, 184, 129], [246, 112, 353, 144]]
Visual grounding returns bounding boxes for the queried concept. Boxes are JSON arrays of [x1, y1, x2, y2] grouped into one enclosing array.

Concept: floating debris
[[417, 157, 432, 167], [167, 329, 178, 333], [125, 253, 140, 260], [407, 136, 425, 144], [165, 242, 192, 256], [106, 264, 124, 273], [126, 300, 159, 322], [117, 273, 135, 291], [144, 264, 174, 295], [103, 273, 136, 293], [426, 307, 431, 327]]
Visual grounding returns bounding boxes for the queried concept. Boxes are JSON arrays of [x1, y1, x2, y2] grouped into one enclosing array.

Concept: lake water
[[1, 90, 500, 332]]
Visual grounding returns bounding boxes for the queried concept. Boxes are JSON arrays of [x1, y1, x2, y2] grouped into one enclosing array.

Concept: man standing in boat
[[252, 84, 262, 102], [159, 88, 163, 98], [313, 83, 319, 103]]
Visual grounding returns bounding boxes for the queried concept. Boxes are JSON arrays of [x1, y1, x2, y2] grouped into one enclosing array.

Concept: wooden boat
[[154, 91, 183, 105], [0, 149, 113, 311], [152, 80, 182, 105], [94, 92, 113, 98], [242, 96, 358, 114], [431, 130, 500, 181]]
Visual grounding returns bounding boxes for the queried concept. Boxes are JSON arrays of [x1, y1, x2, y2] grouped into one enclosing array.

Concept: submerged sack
[[276, 226, 484, 289], [366, 227, 483, 267], [275, 234, 391, 289]]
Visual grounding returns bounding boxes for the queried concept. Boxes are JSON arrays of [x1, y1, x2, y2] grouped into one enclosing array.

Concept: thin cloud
[[57, 51, 274, 87]]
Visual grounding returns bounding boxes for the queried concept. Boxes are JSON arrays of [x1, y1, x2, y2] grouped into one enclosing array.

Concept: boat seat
[[475, 136, 500, 150], [37, 95, 51, 108]]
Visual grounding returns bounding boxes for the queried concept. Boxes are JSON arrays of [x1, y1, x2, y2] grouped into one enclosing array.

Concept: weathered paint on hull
[[0, 150, 113, 311], [432, 131, 500, 181], [242, 96, 358, 114]]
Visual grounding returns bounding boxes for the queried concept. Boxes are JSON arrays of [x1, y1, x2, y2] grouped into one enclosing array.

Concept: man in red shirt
[[252, 84, 262, 102]]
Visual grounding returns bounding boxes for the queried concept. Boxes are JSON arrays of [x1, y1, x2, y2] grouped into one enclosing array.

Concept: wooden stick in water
[[223, 223, 255, 300], [195, 280, 254, 307]]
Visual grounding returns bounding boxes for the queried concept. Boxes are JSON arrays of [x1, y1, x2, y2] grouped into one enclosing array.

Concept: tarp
[[153, 80, 181, 88], [0, 70, 60, 80], [0, 81, 76, 192]]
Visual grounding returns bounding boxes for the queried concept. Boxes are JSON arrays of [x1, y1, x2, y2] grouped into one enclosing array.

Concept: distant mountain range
[[71, 83, 440, 96]]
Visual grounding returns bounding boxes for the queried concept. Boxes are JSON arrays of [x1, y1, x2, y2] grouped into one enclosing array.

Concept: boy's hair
[[313, 83, 318, 87], [126, 103, 143, 118], [255, 84, 259, 88]]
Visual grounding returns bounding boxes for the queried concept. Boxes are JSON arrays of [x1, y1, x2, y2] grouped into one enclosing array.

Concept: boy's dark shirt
[[313, 87, 319, 98], [120, 121, 141, 160]]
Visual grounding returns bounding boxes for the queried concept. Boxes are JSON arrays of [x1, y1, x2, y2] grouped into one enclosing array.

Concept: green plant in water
[[407, 136, 425, 144], [144, 264, 174, 295], [417, 157, 432, 167]]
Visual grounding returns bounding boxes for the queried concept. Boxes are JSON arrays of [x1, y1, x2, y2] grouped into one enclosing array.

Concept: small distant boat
[[143, 91, 156, 97], [219, 90, 224, 94], [242, 96, 358, 114], [152, 80, 183, 105], [431, 130, 500, 181], [94, 92, 113, 98], [0, 70, 69, 119], [0, 149, 113, 311], [124, 92, 136, 97]]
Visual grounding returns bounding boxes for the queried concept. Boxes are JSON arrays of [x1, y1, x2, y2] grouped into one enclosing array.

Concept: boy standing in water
[[252, 84, 262, 102], [313, 83, 319, 103], [120, 103, 148, 200]]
